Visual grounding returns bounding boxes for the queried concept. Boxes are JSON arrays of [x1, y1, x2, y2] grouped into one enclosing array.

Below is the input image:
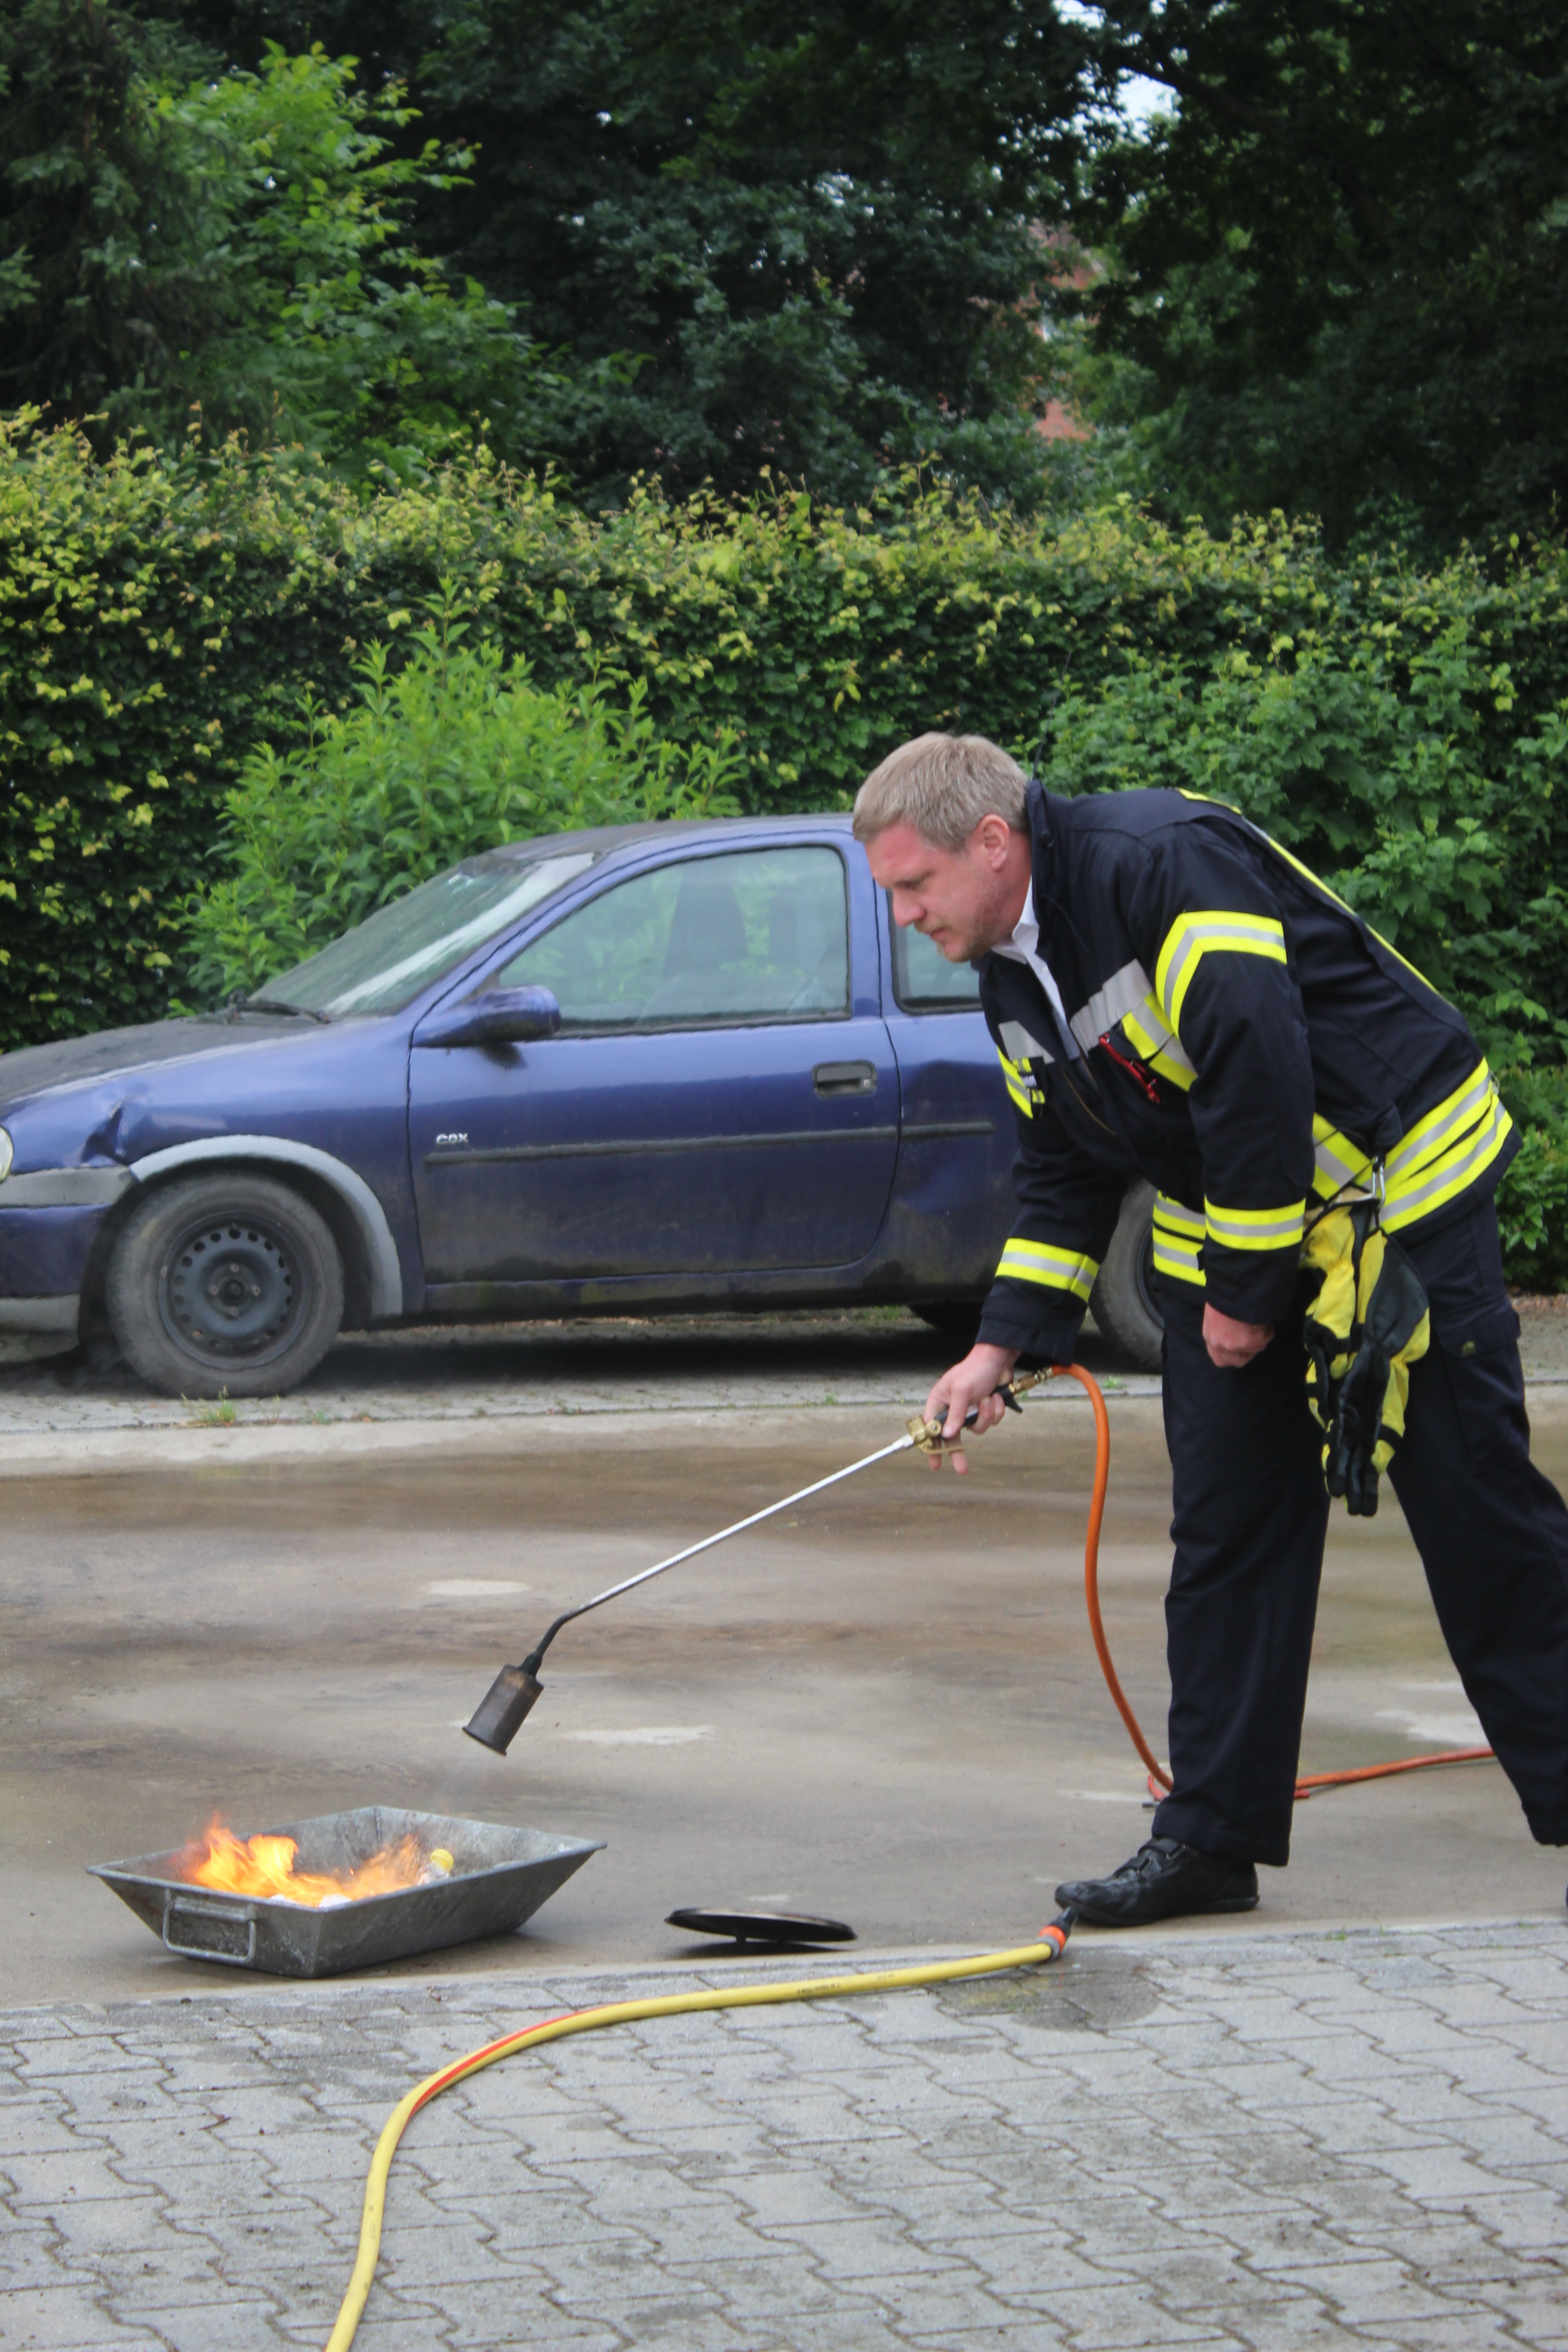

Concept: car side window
[[495, 846, 850, 1030], [889, 912, 982, 1012]]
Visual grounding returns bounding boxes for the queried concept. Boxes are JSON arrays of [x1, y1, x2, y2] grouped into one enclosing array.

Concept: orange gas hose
[[1050, 1364, 1494, 1802]]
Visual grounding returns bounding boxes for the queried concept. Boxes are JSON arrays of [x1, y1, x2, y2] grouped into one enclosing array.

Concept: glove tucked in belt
[[1300, 1201, 1430, 1517]]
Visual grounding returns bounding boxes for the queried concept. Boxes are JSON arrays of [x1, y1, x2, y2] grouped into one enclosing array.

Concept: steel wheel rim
[[158, 1211, 308, 1369]]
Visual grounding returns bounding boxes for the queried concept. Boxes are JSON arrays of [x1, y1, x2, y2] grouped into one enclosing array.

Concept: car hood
[[0, 1017, 306, 1113], [0, 1014, 371, 1175]]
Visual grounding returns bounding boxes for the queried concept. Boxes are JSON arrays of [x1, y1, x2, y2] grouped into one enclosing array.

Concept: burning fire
[[172, 1818, 455, 1908]]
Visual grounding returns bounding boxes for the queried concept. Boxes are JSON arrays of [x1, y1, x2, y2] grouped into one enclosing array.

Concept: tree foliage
[[416, 0, 1097, 505], [164, 45, 529, 477], [145, 0, 1102, 505], [0, 2, 606, 478], [9, 2, 1565, 545], [1036, 639, 1568, 1112], [0, 0, 212, 421], [1067, 1, 1568, 552]]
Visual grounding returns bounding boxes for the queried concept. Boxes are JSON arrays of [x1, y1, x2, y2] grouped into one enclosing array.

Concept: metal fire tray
[[88, 1808, 604, 1979]]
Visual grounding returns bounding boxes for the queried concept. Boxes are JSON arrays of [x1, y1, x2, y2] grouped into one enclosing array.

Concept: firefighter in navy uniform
[[857, 732, 1568, 1926]]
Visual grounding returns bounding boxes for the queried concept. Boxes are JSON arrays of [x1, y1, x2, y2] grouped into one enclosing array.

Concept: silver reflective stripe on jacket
[[998, 1020, 1054, 1066], [1067, 957, 1199, 1086], [1068, 958, 1152, 1055]]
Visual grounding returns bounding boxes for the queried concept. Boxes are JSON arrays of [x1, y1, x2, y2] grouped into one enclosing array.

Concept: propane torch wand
[[463, 1370, 1044, 1755]]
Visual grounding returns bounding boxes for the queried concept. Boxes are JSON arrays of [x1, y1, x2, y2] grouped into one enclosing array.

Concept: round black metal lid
[[666, 1906, 856, 1945]]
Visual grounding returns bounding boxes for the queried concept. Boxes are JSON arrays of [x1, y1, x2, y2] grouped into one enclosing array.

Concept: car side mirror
[[416, 985, 562, 1048]]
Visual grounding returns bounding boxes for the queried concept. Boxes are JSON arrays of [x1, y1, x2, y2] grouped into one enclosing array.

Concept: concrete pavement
[[7, 1386, 1568, 2008]]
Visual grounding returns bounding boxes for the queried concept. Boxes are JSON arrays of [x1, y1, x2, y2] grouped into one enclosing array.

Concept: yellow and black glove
[[1300, 1201, 1430, 1517]]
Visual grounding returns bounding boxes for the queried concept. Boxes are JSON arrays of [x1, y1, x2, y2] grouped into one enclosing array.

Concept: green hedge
[[4, 410, 1566, 1275], [6, 414, 1566, 1042], [0, 418, 372, 1040], [184, 603, 742, 998]]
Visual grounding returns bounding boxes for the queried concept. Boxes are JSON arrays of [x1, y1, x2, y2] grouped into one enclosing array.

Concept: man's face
[[865, 817, 1027, 961]]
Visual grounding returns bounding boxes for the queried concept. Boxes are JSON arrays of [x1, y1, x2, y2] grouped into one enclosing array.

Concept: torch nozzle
[[462, 1663, 544, 1755]]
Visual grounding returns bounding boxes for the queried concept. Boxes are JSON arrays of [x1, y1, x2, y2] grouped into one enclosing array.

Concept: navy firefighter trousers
[[1150, 1193, 1568, 1870]]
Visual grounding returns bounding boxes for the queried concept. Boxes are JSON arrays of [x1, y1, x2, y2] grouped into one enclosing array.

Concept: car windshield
[[250, 851, 598, 1016]]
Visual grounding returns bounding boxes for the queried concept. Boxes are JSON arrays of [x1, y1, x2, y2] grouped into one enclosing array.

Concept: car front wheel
[[1089, 1179, 1164, 1372], [106, 1171, 345, 1398], [911, 1299, 985, 1348]]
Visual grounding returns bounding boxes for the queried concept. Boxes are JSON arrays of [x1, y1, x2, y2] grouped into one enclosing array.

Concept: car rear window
[[495, 847, 849, 1028], [890, 916, 983, 1012]]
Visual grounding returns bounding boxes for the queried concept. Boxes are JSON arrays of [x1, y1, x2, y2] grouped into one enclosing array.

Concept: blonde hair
[[852, 732, 1028, 852]]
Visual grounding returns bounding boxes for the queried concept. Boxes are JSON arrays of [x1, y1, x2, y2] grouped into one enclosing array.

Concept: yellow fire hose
[[322, 1921, 1073, 2352]]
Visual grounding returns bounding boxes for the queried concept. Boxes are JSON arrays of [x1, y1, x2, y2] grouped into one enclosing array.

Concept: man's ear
[[972, 813, 1015, 867]]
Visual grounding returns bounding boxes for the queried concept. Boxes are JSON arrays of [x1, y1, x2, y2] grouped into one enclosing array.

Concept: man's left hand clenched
[[1202, 1305, 1274, 1368]]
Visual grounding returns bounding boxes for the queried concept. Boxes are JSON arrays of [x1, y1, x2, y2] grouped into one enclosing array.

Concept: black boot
[[1055, 1836, 1259, 1927]]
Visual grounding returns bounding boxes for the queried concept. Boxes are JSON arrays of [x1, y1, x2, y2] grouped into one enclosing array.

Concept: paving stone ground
[[4, 1298, 1563, 1443], [4, 1918, 1566, 2352], [0, 1308, 1158, 1439]]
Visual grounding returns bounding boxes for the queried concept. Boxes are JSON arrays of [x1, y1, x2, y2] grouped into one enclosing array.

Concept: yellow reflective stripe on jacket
[[1151, 1194, 1205, 1288], [1154, 911, 1288, 1035], [1387, 1060, 1494, 1182], [998, 1019, 1053, 1065], [1380, 1063, 1513, 1231], [995, 1045, 1041, 1120], [1204, 1198, 1306, 1253], [995, 1238, 1098, 1301], [1306, 1066, 1512, 1229], [1311, 1115, 1376, 1201], [1121, 1001, 1198, 1093]]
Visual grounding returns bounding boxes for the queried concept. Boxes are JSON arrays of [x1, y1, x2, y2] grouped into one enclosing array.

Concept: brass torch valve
[[907, 1367, 1046, 1453]]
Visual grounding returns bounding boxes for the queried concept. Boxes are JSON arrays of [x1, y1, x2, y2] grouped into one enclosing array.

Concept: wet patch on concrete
[[933, 1945, 1161, 2031]]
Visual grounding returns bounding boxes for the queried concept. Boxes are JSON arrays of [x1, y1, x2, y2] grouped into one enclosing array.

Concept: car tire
[[912, 1300, 985, 1348], [106, 1172, 345, 1398], [1090, 1179, 1164, 1372]]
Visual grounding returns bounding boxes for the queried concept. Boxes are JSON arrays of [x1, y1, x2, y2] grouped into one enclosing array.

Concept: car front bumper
[[0, 1291, 81, 1331], [0, 1172, 130, 1331]]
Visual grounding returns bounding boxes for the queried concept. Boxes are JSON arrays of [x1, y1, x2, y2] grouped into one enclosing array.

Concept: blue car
[[0, 816, 1161, 1395]]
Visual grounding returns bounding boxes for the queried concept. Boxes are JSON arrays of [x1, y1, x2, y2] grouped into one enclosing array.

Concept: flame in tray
[[173, 1818, 454, 1908]]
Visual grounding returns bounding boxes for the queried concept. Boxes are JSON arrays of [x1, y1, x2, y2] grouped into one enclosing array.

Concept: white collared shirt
[[990, 883, 1070, 1037]]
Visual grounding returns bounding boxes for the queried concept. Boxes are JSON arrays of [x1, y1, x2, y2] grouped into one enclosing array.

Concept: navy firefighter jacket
[[975, 784, 1516, 1364]]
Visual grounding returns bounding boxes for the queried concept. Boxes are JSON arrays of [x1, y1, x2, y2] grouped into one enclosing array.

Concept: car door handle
[[813, 1060, 877, 1096]]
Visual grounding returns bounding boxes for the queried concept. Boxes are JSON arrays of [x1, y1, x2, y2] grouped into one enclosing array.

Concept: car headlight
[[0, 1127, 11, 1181]]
